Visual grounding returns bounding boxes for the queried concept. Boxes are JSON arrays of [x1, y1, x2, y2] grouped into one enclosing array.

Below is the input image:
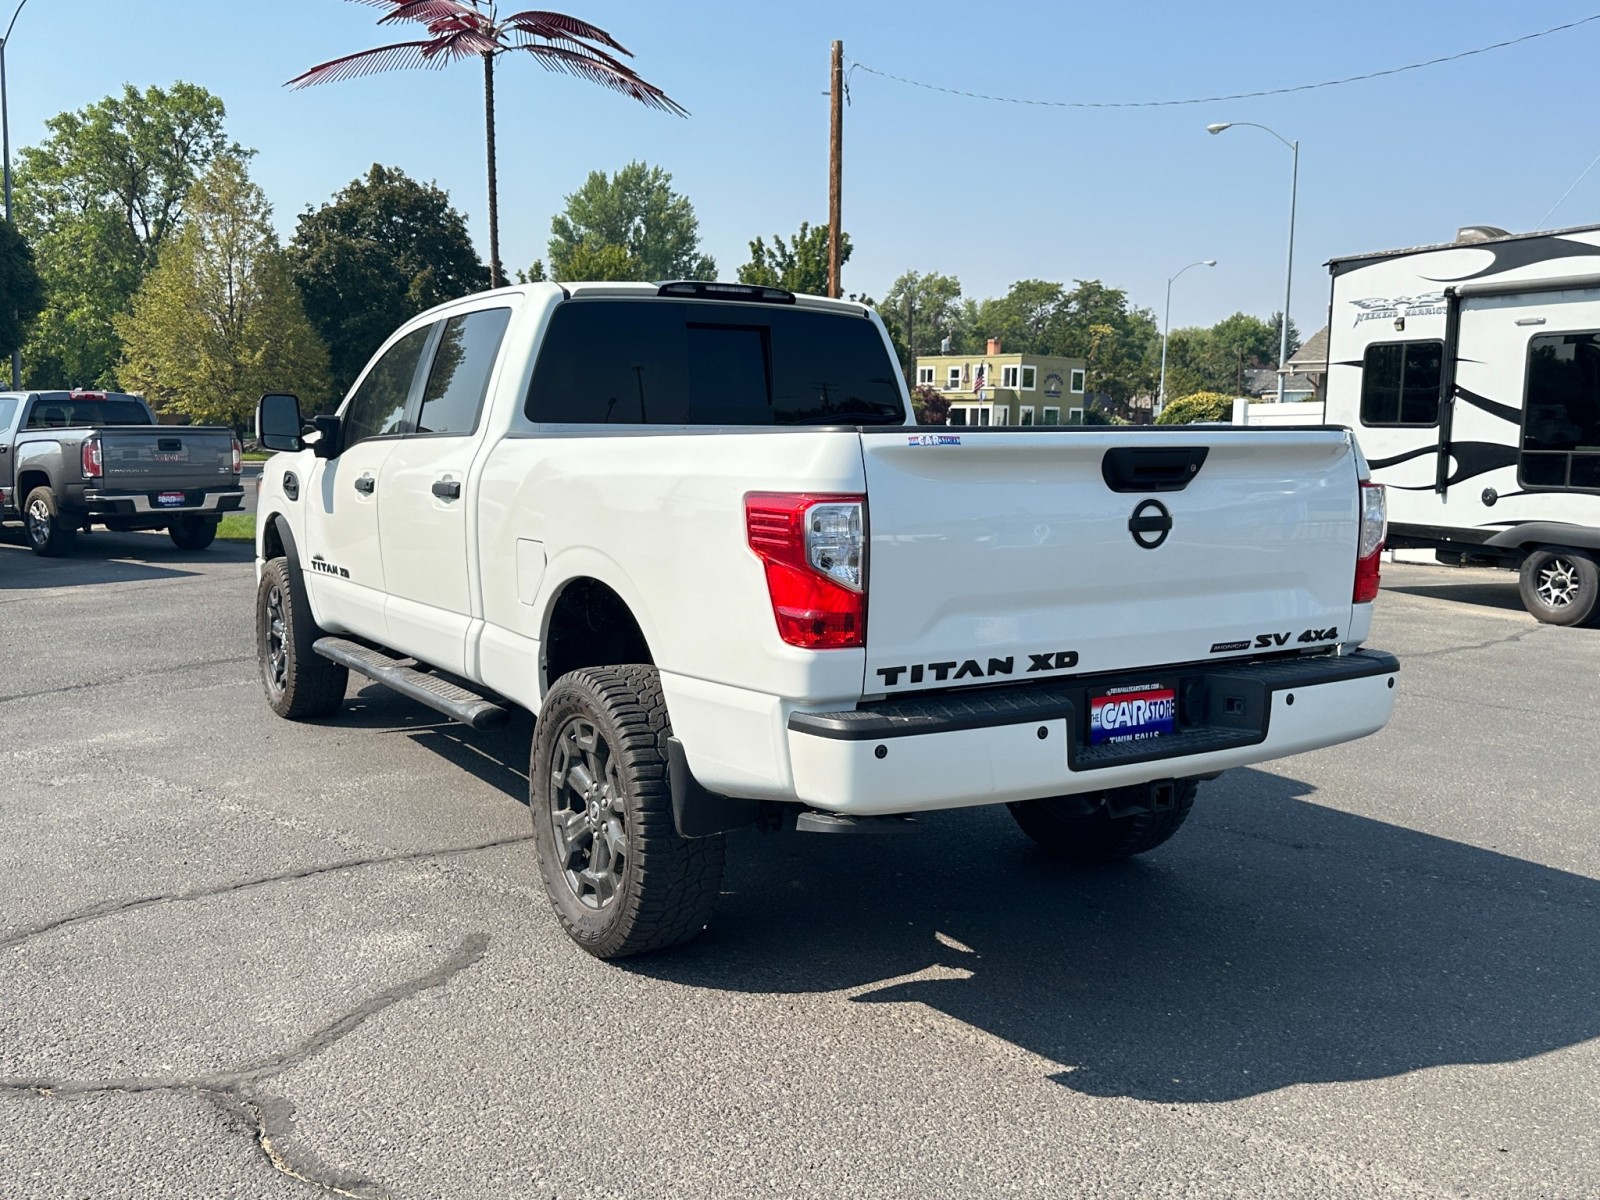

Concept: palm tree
[[289, 1, 685, 287]]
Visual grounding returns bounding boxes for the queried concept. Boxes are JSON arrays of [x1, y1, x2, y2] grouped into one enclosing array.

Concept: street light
[[1208, 120, 1299, 403], [1157, 259, 1216, 417], [2, 0, 32, 388]]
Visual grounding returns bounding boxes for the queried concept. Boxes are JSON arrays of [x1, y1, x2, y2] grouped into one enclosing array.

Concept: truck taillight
[[81, 437, 103, 479], [1354, 480, 1386, 603], [745, 493, 866, 649], [231, 438, 242, 474]]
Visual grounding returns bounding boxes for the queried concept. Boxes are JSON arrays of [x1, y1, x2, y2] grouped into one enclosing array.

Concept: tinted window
[[0, 398, 16, 433], [525, 300, 904, 425], [1360, 341, 1443, 426], [1521, 330, 1600, 490], [343, 326, 432, 446], [26, 398, 151, 428], [416, 308, 512, 436]]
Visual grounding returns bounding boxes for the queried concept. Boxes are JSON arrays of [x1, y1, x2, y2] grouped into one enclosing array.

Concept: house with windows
[[914, 340, 1089, 426]]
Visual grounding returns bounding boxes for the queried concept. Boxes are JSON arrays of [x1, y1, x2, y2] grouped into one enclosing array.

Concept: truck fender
[[261, 511, 325, 662]]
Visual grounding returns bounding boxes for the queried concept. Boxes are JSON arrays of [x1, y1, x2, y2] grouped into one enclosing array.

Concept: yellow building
[[914, 341, 1089, 426]]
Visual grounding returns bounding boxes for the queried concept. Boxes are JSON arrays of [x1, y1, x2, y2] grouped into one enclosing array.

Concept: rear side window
[[416, 308, 512, 436], [0, 398, 16, 433], [343, 326, 432, 446], [25, 398, 151, 427], [1360, 341, 1443, 426], [525, 300, 904, 425], [1521, 330, 1600, 490]]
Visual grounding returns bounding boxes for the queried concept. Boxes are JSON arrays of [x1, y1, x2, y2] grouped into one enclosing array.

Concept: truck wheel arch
[[542, 576, 655, 691], [15, 469, 50, 510]]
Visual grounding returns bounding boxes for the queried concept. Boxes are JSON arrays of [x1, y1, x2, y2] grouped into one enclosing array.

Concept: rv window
[[1520, 331, 1600, 490], [1360, 341, 1443, 426]]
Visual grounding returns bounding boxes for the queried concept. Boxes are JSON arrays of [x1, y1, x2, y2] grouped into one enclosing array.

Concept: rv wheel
[[1518, 549, 1600, 626]]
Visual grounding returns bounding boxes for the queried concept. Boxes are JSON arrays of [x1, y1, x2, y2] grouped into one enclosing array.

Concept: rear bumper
[[784, 650, 1399, 815], [83, 488, 244, 517]]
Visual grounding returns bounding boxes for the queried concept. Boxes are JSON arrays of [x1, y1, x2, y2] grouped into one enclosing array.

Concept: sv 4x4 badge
[[1210, 628, 1340, 653]]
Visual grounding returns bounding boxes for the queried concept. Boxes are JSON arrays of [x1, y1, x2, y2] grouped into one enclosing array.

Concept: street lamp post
[[1158, 259, 1216, 417], [2, 0, 31, 389], [1208, 121, 1298, 403]]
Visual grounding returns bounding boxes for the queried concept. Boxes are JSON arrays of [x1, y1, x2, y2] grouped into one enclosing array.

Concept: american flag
[[973, 363, 987, 398]]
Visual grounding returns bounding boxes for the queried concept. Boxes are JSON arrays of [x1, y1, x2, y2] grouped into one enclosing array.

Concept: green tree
[[117, 156, 329, 431], [0, 220, 45, 364], [559, 239, 640, 281], [14, 82, 241, 388], [1156, 390, 1234, 425], [288, 164, 488, 397], [736, 222, 849, 295], [1270, 311, 1303, 361], [548, 162, 714, 282], [882, 270, 963, 371]]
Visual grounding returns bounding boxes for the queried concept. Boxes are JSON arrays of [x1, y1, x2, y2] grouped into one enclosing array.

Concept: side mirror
[[312, 413, 345, 460], [257, 393, 304, 452]]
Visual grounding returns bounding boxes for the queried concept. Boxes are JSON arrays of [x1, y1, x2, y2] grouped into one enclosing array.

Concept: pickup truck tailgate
[[858, 428, 1361, 693], [99, 428, 233, 488]]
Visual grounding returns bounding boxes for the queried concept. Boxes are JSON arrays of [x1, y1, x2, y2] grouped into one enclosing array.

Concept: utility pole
[[827, 39, 843, 299]]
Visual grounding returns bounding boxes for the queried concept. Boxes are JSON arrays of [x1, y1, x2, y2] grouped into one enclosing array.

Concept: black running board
[[313, 637, 510, 730]]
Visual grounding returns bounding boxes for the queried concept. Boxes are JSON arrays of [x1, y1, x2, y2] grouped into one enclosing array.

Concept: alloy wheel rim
[[264, 585, 289, 694], [25, 498, 49, 547], [548, 716, 628, 910], [1537, 559, 1580, 609]]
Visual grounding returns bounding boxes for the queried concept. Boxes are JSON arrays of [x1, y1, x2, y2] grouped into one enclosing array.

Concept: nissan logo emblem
[[1128, 499, 1172, 550]]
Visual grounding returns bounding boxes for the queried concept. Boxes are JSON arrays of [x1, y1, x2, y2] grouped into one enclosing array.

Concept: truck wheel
[[1518, 549, 1600, 626], [1008, 779, 1198, 863], [23, 486, 77, 558], [169, 516, 219, 551], [255, 557, 348, 719], [530, 665, 726, 959]]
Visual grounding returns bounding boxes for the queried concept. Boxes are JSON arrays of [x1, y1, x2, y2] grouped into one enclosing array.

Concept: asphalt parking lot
[[2, 530, 1598, 1199]]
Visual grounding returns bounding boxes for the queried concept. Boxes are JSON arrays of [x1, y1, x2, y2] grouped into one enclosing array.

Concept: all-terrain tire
[[169, 516, 219, 551], [1518, 548, 1600, 627], [256, 557, 348, 719], [530, 665, 726, 959], [1008, 779, 1199, 863], [23, 486, 77, 557]]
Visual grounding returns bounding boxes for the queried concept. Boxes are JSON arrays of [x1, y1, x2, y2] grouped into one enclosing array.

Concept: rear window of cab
[[525, 299, 905, 426]]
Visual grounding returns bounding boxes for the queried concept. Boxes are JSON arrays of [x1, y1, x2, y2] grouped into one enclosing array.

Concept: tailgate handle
[[1101, 446, 1209, 493], [158, 438, 182, 452]]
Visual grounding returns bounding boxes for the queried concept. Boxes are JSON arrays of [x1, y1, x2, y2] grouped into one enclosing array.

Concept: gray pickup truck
[[0, 390, 242, 556]]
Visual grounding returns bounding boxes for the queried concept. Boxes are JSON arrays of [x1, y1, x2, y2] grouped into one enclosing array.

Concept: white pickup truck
[[254, 280, 1398, 958]]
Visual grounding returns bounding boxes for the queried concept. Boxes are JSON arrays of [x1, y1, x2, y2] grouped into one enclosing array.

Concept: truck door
[[0, 397, 18, 510], [304, 325, 434, 640], [377, 306, 513, 674]]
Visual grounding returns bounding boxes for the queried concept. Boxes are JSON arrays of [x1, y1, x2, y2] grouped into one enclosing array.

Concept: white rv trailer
[[1324, 223, 1600, 625]]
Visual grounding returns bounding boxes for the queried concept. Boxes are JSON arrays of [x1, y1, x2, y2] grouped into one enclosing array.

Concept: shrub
[[1156, 391, 1233, 425]]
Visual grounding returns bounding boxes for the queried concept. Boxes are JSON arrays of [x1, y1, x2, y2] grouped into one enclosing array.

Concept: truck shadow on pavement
[[628, 766, 1600, 1105], [0, 528, 249, 589], [336, 683, 533, 801]]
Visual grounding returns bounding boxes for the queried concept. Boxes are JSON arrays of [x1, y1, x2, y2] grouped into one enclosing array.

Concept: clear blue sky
[[6, 0, 1600, 336]]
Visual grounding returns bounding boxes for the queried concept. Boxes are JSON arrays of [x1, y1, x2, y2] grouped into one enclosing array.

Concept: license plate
[[1089, 683, 1177, 745], [156, 491, 187, 508]]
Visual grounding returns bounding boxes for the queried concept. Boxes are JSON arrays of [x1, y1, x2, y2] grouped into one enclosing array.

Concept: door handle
[[354, 475, 375, 495], [431, 479, 461, 500]]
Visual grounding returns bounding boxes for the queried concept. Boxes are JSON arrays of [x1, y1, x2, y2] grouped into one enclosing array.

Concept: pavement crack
[[0, 933, 488, 1198], [0, 654, 255, 705], [1401, 624, 1543, 659], [0, 837, 532, 953]]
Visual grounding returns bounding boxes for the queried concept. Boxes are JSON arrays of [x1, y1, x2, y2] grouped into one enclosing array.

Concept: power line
[[1537, 146, 1600, 229], [848, 13, 1600, 109]]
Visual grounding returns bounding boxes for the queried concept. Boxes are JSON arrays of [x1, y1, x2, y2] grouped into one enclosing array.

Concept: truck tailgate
[[98, 428, 234, 489], [859, 428, 1360, 694]]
